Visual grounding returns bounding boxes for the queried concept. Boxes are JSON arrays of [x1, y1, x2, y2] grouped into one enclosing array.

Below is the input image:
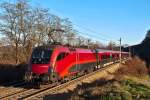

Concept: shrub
[[116, 56, 148, 77]]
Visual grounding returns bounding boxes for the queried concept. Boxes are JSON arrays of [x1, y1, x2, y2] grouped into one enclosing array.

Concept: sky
[[6, 0, 150, 45]]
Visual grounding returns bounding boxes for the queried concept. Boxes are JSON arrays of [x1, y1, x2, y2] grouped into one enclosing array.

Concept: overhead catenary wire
[[73, 24, 120, 45], [77, 31, 110, 42], [73, 23, 118, 41], [11, 0, 123, 46], [71, 23, 125, 51], [7, 0, 120, 45]]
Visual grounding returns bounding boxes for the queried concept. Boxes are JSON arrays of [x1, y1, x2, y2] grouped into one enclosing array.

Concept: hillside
[[125, 30, 150, 73]]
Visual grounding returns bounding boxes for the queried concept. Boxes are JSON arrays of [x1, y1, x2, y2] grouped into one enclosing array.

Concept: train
[[25, 45, 129, 86]]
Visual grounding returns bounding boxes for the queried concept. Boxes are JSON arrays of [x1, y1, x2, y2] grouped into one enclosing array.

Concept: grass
[[121, 79, 150, 99], [69, 57, 150, 100], [44, 57, 150, 100], [69, 77, 150, 100]]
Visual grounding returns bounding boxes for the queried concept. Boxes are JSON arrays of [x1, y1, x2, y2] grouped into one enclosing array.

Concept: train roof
[[75, 48, 128, 54], [33, 45, 128, 54], [97, 49, 128, 53]]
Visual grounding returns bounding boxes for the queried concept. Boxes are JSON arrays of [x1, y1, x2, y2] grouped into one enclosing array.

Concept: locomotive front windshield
[[31, 49, 52, 64]]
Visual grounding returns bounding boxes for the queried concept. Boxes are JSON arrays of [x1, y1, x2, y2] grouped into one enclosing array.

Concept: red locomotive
[[25, 45, 128, 85]]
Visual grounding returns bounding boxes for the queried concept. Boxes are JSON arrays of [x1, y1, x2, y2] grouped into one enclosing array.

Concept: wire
[[72, 23, 122, 45], [77, 31, 110, 42], [73, 23, 117, 41]]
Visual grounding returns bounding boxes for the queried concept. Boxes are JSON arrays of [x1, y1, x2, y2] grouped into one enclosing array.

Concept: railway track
[[0, 81, 27, 99], [24, 62, 121, 100], [1, 59, 128, 100], [1, 83, 56, 100]]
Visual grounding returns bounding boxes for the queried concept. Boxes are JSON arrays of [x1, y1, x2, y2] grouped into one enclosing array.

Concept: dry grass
[[69, 57, 150, 99], [115, 56, 148, 78], [69, 77, 150, 100], [44, 57, 150, 100]]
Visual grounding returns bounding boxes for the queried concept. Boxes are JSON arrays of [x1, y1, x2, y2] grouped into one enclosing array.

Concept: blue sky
[[9, 0, 150, 45]]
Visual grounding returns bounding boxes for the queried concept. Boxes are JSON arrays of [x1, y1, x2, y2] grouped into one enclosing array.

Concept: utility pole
[[129, 46, 131, 59], [119, 38, 122, 65]]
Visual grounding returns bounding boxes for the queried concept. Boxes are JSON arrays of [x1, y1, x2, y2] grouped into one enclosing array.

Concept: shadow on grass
[[44, 79, 116, 100]]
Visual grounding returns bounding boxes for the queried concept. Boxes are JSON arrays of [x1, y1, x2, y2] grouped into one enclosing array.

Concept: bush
[[0, 64, 27, 83], [116, 56, 148, 77]]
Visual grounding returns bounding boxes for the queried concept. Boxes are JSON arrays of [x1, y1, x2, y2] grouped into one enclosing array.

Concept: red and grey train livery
[[25, 45, 128, 84]]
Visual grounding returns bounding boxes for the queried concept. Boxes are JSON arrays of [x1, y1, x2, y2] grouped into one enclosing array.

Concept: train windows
[[102, 55, 107, 59], [31, 49, 52, 64], [69, 65, 77, 72], [57, 52, 69, 61]]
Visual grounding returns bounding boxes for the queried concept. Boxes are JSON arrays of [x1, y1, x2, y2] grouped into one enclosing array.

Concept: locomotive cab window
[[31, 49, 53, 64], [57, 52, 69, 61]]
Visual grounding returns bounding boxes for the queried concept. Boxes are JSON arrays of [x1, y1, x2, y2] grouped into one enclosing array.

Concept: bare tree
[[61, 18, 77, 45], [76, 36, 85, 47], [0, 0, 49, 63], [0, 0, 107, 64], [107, 41, 116, 50], [0, 1, 26, 64], [0, 0, 54, 63]]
